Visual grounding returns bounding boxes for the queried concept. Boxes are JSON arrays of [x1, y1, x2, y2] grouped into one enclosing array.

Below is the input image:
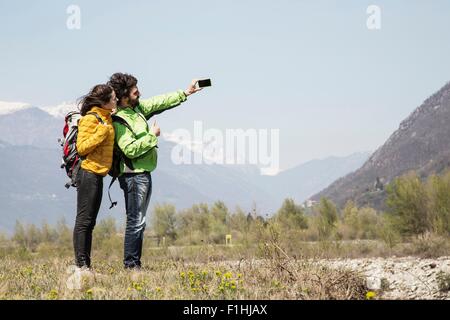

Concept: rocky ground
[[320, 256, 450, 299]]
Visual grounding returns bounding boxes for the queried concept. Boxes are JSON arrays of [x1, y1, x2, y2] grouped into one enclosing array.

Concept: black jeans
[[73, 167, 103, 268]]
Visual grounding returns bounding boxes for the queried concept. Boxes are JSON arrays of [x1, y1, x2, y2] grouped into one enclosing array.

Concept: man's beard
[[130, 98, 140, 107]]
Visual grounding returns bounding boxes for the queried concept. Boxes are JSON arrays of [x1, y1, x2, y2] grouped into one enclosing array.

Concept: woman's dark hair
[[78, 84, 114, 116], [107, 73, 138, 103]]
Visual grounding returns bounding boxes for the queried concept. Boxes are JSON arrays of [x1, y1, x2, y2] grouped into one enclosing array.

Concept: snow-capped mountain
[[0, 100, 78, 119], [0, 101, 33, 116], [40, 102, 78, 118]]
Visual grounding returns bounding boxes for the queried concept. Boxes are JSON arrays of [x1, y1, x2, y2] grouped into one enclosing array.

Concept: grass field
[[0, 255, 369, 300], [1, 211, 449, 300]]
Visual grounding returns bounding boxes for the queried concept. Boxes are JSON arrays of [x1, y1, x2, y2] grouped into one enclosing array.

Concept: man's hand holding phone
[[184, 78, 211, 97]]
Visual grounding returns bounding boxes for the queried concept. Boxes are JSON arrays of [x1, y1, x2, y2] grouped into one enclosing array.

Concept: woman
[[74, 84, 116, 269]]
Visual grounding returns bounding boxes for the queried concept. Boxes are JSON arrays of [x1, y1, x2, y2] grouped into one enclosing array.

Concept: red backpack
[[59, 111, 104, 188]]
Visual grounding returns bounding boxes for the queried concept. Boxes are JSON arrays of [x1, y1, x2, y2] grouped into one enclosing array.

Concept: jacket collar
[[90, 106, 112, 118]]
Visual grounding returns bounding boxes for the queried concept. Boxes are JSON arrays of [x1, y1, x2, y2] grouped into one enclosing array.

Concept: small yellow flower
[[132, 282, 143, 291], [180, 272, 186, 278], [366, 291, 376, 300], [47, 289, 58, 300], [155, 287, 161, 293], [86, 289, 93, 295], [223, 272, 232, 279]]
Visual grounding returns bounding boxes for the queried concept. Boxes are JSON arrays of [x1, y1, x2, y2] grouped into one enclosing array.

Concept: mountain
[[0, 103, 368, 232], [0, 139, 277, 234], [312, 81, 450, 209], [0, 107, 61, 147], [260, 152, 370, 206], [0, 101, 32, 116], [0, 144, 76, 233], [40, 102, 77, 118]]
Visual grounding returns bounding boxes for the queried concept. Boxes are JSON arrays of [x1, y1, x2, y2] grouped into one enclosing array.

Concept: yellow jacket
[[77, 107, 115, 176]]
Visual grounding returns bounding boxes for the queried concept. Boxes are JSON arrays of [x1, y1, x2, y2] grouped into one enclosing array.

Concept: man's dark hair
[[107, 73, 138, 102]]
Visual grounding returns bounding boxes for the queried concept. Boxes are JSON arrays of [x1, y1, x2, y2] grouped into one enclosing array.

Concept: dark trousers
[[73, 167, 103, 268], [119, 172, 152, 269]]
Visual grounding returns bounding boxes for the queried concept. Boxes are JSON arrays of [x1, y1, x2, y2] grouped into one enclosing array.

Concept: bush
[[275, 198, 308, 230], [408, 232, 450, 258], [386, 172, 430, 236], [317, 198, 338, 240], [12, 221, 42, 251], [426, 173, 450, 236], [376, 213, 401, 250], [152, 203, 178, 242]]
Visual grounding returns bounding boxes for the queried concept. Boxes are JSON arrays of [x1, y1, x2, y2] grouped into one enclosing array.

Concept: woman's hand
[[151, 120, 160, 137], [184, 79, 203, 97]]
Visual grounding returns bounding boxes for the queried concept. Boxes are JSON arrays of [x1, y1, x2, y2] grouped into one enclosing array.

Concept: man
[[107, 73, 202, 269]]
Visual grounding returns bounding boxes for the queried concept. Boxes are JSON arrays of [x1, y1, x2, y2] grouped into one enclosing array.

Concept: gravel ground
[[319, 256, 450, 299]]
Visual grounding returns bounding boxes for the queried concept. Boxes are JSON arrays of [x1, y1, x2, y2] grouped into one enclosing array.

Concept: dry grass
[[0, 230, 369, 300], [0, 254, 367, 300], [2, 226, 448, 300]]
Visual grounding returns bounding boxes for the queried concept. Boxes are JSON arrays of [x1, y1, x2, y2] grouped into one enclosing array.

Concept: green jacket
[[113, 90, 187, 175]]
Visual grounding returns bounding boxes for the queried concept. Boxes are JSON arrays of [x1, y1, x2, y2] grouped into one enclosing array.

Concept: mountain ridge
[[312, 81, 450, 209]]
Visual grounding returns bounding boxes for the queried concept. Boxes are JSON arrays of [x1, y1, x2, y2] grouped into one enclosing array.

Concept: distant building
[[374, 176, 384, 191], [303, 199, 317, 208]]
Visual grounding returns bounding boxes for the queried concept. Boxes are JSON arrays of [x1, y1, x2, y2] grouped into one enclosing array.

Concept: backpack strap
[[111, 114, 134, 135], [111, 114, 137, 170], [86, 112, 105, 125], [107, 114, 137, 210], [107, 178, 118, 209]]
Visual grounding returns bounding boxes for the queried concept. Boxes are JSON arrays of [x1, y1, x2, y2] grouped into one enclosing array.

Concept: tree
[[94, 217, 117, 242], [377, 213, 401, 249], [12, 221, 42, 251], [426, 173, 450, 236], [210, 201, 229, 225], [12, 221, 26, 248], [317, 198, 338, 240], [152, 204, 178, 242], [276, 198, 308, 229], [342, 200, 359, 238], [357, 207, 379, 239], [386, 172, 429, 236], [229, 206, 248, 233], [56, 217, 72, 246], [209, 201, 229, 243], [41, 221, 58, 243]]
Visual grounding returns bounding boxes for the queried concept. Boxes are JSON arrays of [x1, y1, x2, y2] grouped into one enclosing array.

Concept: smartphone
[[197, 79, 212, 88]]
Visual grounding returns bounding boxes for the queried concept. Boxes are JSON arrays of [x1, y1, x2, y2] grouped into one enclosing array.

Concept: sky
[[1, 0, 450, 171]]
